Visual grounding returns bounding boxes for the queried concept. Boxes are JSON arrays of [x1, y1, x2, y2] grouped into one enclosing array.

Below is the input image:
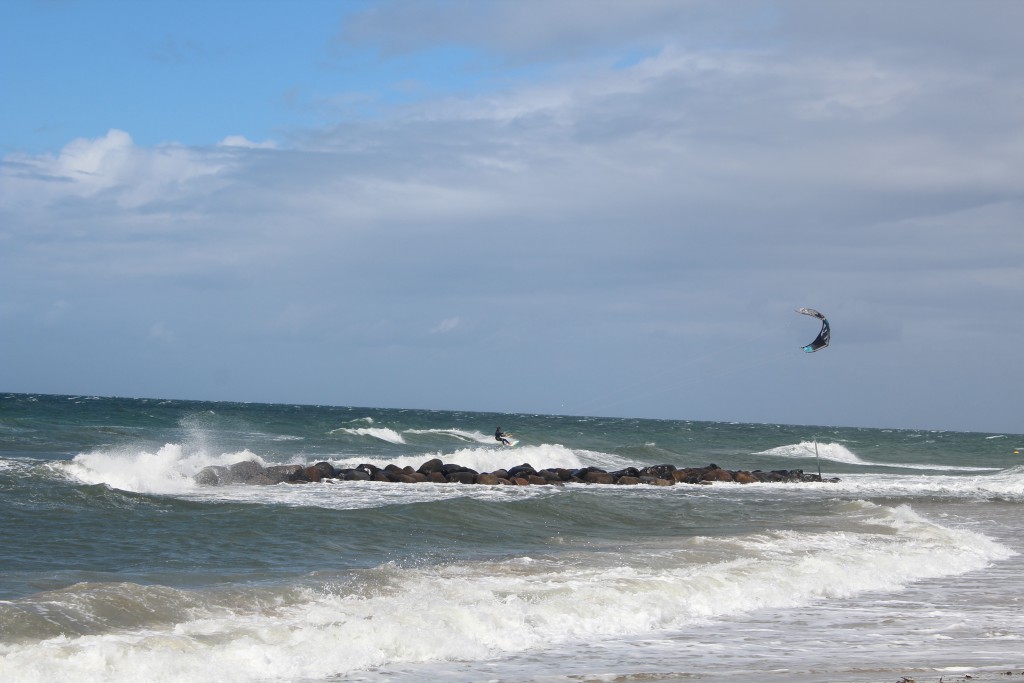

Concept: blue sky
[[2, 0, 1023, 433]]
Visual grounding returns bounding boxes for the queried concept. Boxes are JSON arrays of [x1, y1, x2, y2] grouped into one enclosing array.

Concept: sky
[[1, 0, 1022, 434]]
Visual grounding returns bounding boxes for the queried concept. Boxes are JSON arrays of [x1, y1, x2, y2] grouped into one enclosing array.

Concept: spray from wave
[[328, 427, 406, 444]]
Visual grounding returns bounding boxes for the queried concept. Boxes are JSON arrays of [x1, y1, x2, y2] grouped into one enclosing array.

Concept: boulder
[[508, 464, 538, 479], [701, 468, 735, 483], [194, 465, 228, 486], [342, 468, 371, 481], [197, 457, 837, 488], [447, 471, 478, 485], [613, 467, 641, 479], [418, 458, 444, 474], [644, 464, 677, 479], [229, 460, 265, 484], [583, 470, 615, 485], [264, 464, 303, 484]]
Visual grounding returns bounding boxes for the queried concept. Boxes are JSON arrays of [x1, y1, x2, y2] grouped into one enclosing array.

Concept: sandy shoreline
[[914, 672, 1024, 682], [852, 670, 1024, 683]]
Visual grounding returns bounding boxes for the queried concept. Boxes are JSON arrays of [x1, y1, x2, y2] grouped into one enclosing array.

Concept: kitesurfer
[[495, 426, 511, 446]]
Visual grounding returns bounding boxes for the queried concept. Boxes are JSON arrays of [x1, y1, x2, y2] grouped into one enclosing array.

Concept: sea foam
[[0, 501, 1011, 683]]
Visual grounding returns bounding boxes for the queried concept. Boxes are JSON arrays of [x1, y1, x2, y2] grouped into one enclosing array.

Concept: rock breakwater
[[195, 459, 838, 487]]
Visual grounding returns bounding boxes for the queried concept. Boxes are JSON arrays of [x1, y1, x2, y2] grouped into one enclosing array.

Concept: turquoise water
[[1, 393, 1022, 682]]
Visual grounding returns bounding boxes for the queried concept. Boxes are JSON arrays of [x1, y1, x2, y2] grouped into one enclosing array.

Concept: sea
[[1, 393, 1022, 683]]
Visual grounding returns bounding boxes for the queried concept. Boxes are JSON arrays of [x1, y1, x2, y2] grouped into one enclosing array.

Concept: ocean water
[[1, 393, 1022, 683]]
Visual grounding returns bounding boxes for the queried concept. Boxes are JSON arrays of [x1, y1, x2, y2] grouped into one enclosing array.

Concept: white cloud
[[431, 317, 461, 334], [218, 135, 277, 149], [0, 129, 229, 208]]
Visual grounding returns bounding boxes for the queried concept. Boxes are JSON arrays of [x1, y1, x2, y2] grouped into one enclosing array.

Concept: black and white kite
[[796, 307, 830, 353]]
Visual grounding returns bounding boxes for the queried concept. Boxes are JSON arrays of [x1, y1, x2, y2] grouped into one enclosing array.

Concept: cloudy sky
[[2, 1, 1022, 433]]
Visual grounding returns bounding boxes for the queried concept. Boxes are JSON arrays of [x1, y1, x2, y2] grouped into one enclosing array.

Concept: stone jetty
[[195, 458, 838, 487]]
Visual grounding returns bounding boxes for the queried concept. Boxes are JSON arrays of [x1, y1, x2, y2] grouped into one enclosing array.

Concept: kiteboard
[[500, 436, 519, 447]]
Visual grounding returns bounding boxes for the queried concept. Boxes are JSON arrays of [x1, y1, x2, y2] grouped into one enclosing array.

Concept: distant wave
[[404, 428, 494, 444], [758, 441, 999, 472], [328, 427, 406, 444]]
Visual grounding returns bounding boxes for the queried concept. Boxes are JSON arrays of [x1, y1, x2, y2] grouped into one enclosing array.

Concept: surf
[[0, 501, 1011, 683]]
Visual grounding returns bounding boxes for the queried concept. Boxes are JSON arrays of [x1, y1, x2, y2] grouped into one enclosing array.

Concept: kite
[[796, 307, 830, 353]]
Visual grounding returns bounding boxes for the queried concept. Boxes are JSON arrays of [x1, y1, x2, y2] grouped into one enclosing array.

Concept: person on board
[[495, 426, 511, 446]]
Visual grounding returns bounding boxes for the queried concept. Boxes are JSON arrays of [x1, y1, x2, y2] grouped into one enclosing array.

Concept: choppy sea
[[1, 393, 1022, 682]]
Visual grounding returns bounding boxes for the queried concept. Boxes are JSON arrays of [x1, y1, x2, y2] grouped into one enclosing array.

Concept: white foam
[[328, 427, 406, 444], [825, 466, 1024, 501], [403, 428, 494, 444], [61, 444, 264, 495], [758, 441, 1000, 472], [331, 442, 586, 474], [0, 502, 1011, 683]]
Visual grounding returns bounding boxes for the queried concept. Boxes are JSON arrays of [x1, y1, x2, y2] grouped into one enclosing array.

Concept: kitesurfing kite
[[796, 307, 830, 353]]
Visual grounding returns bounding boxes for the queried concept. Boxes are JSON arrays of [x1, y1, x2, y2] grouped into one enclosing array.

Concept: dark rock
[[583, 470, 615, 484], [342, 468, 371, 481], [300, 465, 326, 482], [312, 462, 337, 479], [645, 464, 677, 479], [701, 468, 734, 483], [539, 469, 563, 482], [442, 464, 477, 476], [551, 468, 574, 481], [194, 465, 228, 486], [199, 457, 837, 488], [264, 464, 303, 484], [418, 458, 444, 474], [508, 464, 537, 478], [447, 471, 478, 484], [229, 460, 265, 484]]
